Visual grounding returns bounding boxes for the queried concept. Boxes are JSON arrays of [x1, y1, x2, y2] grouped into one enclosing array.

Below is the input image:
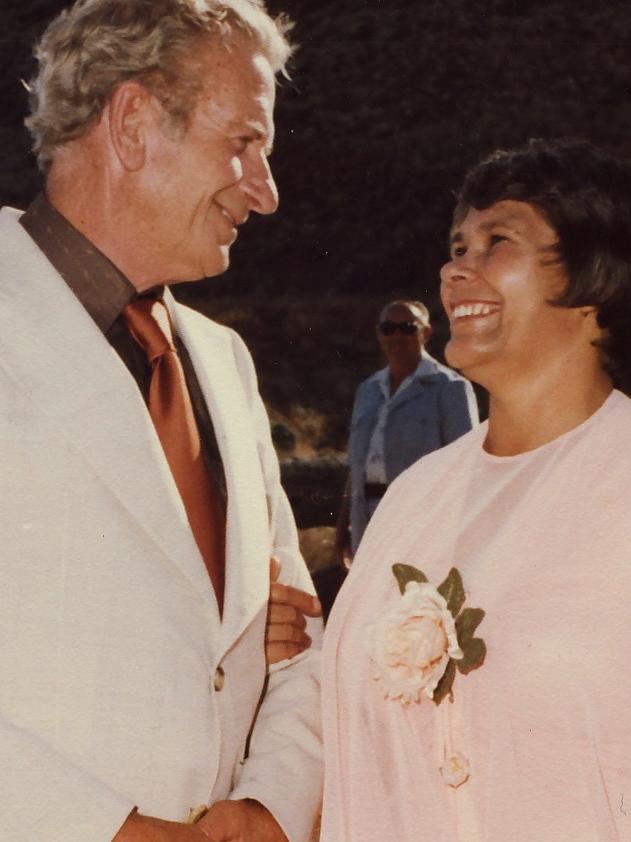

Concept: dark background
[[3, 0, 631, 464]]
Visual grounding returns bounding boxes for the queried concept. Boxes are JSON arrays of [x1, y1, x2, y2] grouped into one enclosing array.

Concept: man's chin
[[165, 249, 230, 285], [202, 246, 231, 279]]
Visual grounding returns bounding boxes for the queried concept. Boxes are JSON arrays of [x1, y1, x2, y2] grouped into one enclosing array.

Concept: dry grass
[[298, 526, 337, 573]]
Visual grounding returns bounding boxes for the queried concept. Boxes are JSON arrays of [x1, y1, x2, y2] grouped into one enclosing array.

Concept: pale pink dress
[[321, 390, 631, 841]]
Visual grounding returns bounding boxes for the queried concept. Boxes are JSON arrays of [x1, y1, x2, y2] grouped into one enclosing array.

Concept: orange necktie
[[123, 297, 225, 612]]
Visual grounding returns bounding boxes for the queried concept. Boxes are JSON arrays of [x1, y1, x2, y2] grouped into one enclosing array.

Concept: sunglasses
[[378, 320, 421, 336]]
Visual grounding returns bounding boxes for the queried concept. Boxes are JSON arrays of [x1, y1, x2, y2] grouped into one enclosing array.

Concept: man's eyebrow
[[230, 120, 274, 154]]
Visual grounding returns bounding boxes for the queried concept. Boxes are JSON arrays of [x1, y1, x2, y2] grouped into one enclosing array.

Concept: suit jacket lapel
[[168, 296, 270, 654], [0, 209, 217, 624], [389, 355, 439, 411]]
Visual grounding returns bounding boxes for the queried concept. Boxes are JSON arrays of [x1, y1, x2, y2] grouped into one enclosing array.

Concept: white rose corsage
[[366, 565, 486, 707]]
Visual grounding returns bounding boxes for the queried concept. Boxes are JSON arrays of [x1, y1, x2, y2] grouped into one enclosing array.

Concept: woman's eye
[[489, 234, 507, 246]]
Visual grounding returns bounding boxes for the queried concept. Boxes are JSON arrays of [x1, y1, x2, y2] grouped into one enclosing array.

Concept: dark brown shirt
[[20, 193, 227, 503]]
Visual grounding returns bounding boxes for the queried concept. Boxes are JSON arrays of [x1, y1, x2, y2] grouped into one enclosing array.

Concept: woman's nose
[[440, 256, 475, 287]]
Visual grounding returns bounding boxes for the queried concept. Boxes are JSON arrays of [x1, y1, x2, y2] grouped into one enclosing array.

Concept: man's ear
[[421, 324, 432, 344], [106, 80, 152, 171]]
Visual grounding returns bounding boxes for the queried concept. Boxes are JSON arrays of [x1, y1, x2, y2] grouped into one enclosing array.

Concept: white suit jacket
[[0, 207, 322, 842]]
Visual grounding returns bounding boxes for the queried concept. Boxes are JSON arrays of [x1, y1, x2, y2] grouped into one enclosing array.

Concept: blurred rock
[[298, 526, 337, 574], [271, 422, 296, 452], [299, 526, 348, 621], [280, 454, 347, 528]]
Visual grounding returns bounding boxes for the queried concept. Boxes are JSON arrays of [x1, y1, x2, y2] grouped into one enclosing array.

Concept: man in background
[[336, 299, 478, 561], [0, 1, 321, 840]]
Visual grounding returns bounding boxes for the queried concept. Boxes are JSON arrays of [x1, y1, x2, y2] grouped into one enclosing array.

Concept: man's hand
[[113, 809, 211, 841], [266, 558, 321, 665], [198, 799, 288, 842]]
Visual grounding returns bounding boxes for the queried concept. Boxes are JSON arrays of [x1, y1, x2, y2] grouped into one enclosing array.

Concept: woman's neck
[[485, 367, 613, 456]]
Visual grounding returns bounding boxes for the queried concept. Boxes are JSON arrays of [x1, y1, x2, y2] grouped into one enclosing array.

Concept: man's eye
[[489, 234, 507, 246], [451, 245, 466, 258], [233, 137, 250, 152]]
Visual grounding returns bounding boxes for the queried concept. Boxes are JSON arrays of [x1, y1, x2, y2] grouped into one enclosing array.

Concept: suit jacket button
[[212, 666, 225, 692]]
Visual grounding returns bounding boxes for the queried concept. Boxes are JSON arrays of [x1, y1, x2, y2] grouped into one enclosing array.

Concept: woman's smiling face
[[439, 199, 589, 390]]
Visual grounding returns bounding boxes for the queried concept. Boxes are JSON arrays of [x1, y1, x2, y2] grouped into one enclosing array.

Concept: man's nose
[[242, 155, 279, 215]]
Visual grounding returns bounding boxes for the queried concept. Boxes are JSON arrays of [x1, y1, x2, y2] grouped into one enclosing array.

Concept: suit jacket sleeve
[[225, 332, 323, 842], [438, 375, 479, 445]]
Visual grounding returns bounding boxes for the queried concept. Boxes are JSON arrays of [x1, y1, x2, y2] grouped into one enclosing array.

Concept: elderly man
[[0, 2, 321, 841], [337, 299, 478, 561]]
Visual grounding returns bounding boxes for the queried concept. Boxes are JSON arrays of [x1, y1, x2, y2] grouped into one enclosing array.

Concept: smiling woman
[[452, 139, 631, 396], [440, 199, 594, 422], [320, 139, 631, 842]]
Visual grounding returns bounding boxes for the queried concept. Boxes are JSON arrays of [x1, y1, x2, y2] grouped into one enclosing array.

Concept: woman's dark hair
[[455, 138, 631, 393]]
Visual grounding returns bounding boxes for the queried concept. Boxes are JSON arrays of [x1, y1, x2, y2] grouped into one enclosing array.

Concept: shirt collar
[[372, 353, 437, 396], [19, 193, 151, 335]]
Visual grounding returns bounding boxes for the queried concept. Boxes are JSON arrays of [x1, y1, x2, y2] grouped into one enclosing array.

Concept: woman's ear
[[579, 305, 604, 342], [105, 80, 151, 171], [579, 305, 599, 327]]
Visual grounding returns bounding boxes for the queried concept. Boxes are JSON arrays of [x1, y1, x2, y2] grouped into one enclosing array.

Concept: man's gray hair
[[380, 299, 431, 327], [26, 0, 293, 172]]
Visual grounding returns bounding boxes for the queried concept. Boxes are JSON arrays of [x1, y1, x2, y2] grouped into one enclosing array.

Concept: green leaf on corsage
[[437, 567, 466, 619], [433, 658, 456, 706], [457, 637, 487, 675], [392, 563, 428, 595], [455, 607, 485, 645]]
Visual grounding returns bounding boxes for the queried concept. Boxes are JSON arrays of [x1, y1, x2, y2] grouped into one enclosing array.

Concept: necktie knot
[[123, 297, 176, 362]]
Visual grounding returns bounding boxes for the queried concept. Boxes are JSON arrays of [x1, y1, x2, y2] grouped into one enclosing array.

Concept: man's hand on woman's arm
[[265, 557, 321, 665]]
